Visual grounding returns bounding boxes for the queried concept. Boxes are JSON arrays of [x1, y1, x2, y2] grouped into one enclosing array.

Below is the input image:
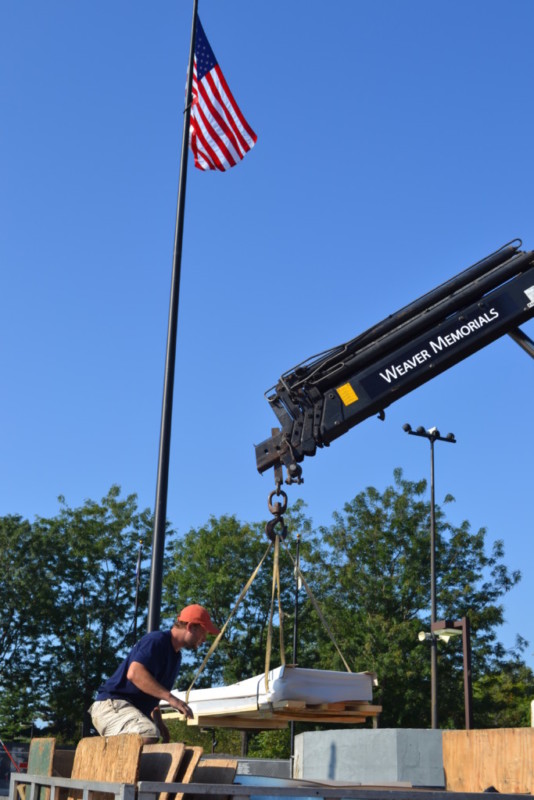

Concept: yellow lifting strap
[[185, 539, 273, 702], [185, 525, 352, 705], [264, 533, 286, 692], [281, 537, 352, 673]]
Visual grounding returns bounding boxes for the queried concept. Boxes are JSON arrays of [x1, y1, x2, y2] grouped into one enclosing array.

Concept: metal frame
[[137, 782, 524, 800], [9, 773, 136, 800], [11, 774, 525, 800]]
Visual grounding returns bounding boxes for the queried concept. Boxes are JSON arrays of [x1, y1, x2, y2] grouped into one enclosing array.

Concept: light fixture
[[435, 627, 462, 644]]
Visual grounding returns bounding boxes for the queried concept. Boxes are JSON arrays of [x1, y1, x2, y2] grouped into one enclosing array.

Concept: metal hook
[[265, 516, 288, 542]]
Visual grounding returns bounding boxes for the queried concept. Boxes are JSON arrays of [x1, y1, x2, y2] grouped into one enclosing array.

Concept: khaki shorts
[[89, 699, 160, 739]]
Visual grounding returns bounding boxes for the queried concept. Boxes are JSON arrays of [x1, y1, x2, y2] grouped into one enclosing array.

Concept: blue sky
[[1, 1, 533, 669]]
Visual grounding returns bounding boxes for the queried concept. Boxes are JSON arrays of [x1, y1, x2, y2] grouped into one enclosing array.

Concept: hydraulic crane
[[255, 240, 534, 485]]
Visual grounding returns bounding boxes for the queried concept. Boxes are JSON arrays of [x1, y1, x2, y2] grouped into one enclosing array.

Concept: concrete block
[[294, 729, 444, 787]]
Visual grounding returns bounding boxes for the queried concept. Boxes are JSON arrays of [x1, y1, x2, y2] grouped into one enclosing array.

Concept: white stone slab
[[162, 666, 375, 717]]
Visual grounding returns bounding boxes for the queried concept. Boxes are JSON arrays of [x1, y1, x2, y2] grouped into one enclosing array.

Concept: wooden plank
[[140, 744, 186, 800], [280, 714, 367, 725], [269, 701, 307, 711], [271, 700, 381, 714], [168, 705, 378, 728], [271, 707, 371, 719], [189, 758, 238, 800], [187, 716, 288, 730], [164, 696, 381, 730], [271, 708, 378, 719], [193, 758, 238, 784], [52, 750, 75, 778], [70, 734, 143, 800], [27, 739, 55, 777], [19, 739, 56, 800], [52, 750, 75, 800], [341, 704, 382, 714], [162, 702, 261, 721], [174, 746, 203, 800], [317, 702, 382, 713], [443, 728, 534, 794]]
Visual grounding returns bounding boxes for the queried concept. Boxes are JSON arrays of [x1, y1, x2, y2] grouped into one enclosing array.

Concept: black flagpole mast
[[147, 0, 199, 632]]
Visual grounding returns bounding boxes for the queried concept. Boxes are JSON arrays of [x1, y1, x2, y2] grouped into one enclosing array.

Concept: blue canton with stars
[[195, 16, 217, 81]]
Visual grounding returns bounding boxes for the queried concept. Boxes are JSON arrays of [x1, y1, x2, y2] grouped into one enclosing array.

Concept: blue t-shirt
[[96, 630, 182, 718]]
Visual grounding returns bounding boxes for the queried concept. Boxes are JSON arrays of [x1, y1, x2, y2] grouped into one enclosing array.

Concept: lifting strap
[[281, 537, 352, 673], [264, 533, 286, 691], [186, 539, 273, 701], [185, 524, 352, 704]]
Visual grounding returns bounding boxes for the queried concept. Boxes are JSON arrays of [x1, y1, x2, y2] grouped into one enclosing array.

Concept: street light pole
[[429, 434, 438, 730], [290, 532, 301, 776], [403, 423, 456, 729], [431, 617, 473, 729]]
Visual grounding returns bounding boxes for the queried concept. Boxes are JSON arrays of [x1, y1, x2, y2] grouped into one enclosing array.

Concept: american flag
[[190, 15, 257, 171]]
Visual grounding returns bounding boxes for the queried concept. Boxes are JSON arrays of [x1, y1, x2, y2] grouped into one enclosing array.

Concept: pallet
[[162, 699, 381, 729]]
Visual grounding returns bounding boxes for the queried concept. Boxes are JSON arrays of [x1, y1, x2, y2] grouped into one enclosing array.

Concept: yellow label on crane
[[336, 383, 358, 405]]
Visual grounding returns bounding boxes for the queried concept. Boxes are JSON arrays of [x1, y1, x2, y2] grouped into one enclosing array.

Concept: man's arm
[[127, 661, 193, 719], [151, 707, 171, 744]]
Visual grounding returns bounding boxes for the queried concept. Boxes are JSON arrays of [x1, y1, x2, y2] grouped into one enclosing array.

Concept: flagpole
[[147, 0, 199, 633]]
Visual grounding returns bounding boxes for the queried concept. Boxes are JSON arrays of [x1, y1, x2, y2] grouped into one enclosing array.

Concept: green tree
[[38, 486, 154, 740], [2, 472, 529, 748], [163, 468, 530, 743], [308, 468, 527, 728], [0, 515, 57, 738], [472, 654, 534, 728], [162, 503, 316, 690], [0, 487, 154, 742]]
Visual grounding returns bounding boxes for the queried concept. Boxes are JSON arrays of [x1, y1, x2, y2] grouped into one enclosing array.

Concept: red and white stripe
[[190, 62, 257, 172]]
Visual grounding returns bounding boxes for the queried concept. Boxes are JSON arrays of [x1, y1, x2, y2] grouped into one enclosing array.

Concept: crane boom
[[255, 241, 534, 483]]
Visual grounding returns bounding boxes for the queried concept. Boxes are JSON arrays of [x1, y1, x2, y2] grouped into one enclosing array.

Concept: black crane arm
[[255, 241, 534, 484]]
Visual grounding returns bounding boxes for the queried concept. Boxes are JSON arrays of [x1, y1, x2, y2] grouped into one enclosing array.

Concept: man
[[89, 604, 220, 743]]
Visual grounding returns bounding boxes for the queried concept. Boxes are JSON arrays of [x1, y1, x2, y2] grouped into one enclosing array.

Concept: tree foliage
[[0, 487, 153, 741], [162, 502, 315, 689], [0, 515, 57, 739], [305, 468, 527, 728], [0, 473, 531, 746], [163, 469, 531, 737]]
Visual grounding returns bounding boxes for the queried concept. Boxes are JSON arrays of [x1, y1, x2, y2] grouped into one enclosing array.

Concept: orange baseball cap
[[178, 604, 220, 635]]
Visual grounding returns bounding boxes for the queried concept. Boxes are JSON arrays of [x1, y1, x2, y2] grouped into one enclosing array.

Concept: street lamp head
[[418, 631, 432, 642], [416, 426, 426, 435], [436, 629, 462, 643], [427, 427, 440, 437], [402, 423, 412, 432], [445, 433, 456, 443]]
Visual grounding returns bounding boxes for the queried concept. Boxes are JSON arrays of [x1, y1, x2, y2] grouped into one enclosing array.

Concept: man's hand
[[126, 661, 194, 719], [166, 694, 194, 719]]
